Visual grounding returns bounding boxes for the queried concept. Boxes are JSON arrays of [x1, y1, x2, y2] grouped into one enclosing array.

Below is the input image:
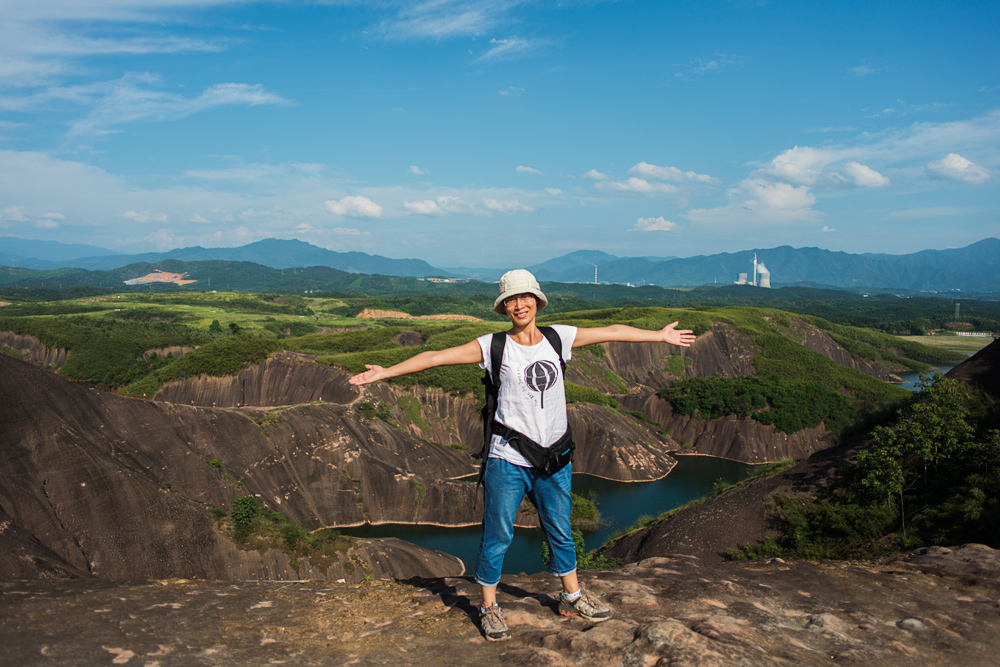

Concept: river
[[896, 366, 954, 391], [342, 366, 954, 575], [341, 455, 754, 576]]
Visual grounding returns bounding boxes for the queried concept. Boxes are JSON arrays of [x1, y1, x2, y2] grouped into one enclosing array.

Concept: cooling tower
[[736, 272, 748, 284], [756, 261, 771, 288]]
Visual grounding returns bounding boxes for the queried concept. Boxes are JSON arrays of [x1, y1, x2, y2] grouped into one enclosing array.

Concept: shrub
[[541, 529, 622, 571], [231, 495, 262, 539], [658, 376, 853, 435], [565, 382, 619, 409]]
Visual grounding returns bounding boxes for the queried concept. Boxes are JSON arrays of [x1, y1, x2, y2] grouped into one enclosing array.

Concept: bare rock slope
[[0, 331, 67, 367], [1, 544, 997, 666], [0, 352, 678, 582], [0, 354, 470, 582], [946, 337, 1000, 397], [152, 318, 872, 467]]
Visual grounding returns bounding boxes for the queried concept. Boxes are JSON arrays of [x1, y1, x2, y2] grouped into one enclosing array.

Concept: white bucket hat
[[493, 269, 548, 315]]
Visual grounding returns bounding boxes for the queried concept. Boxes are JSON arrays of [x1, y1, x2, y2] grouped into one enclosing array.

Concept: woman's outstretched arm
[[572, 321, 696, 348], [348, 339, 484, 385]]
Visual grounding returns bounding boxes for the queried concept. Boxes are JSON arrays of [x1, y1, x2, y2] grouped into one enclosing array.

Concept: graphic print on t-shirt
[[524, 359, 559, 409]]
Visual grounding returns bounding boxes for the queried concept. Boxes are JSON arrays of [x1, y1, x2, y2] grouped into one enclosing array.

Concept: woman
[[349, 269, 696, 642]]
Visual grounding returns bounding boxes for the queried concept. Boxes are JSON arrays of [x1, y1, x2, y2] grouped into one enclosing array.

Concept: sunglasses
[[503, 293, 536, 307]]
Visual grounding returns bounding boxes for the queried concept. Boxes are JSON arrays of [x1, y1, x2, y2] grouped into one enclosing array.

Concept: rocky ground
[[1, 544, 997, 666]]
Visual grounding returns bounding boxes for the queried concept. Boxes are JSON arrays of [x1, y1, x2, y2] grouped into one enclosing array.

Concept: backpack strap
[[538, 326, 566, 374], [489, 331, 506, 388], [475, 332, 507, 505]]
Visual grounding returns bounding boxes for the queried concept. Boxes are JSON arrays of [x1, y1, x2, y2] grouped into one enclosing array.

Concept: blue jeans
[[475, 458, 576, 587]]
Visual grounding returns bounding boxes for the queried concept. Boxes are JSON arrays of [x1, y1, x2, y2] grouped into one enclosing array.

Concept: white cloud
[[926, 153, 991, 184], [628, 162, 717, 184], [631, 217, 677, 232], [292, 163, 325, 174], [381, 1, 516, 40], [403, 194, 533, 216], [835, 161, 890, 187], [743, 179, 816, 210], [544, 187, 563, 196], [35, 218, 60, 229], [762, 148, 889, 188], [0, 3, 224, 86], [122, 210, 168, 223], [822, 225, 836, 232], [687, 178, 819, 225], [324, 195, 383, 219], [516, 165, 542, 175], [764, 146, 845, 185], [583, 169, 610, 180], [595, 177, 676, 195], [481, 198, 533, 214], [409, 165, 427, 175], [498, 86, 525, 96], [1, 206, 29, 222], [849, 61, 880, 77], [69, 79, 287, 134], [403, 199, 446, 216], [189, 213, 209, 223], [477, 36, 543, 62], [332, 227, 369, 236], [676, 53, 744, 78]]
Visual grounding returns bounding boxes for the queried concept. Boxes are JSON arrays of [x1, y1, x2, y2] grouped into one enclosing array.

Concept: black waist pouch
[[492, 422, 575, 475]]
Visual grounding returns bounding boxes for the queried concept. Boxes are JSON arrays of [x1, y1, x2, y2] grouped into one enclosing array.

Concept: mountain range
[[0, 238, 448, 278], [1, 236, 998, 293]]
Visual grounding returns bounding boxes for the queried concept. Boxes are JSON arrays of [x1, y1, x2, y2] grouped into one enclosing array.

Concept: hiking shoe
[[559, 589, 612, 622], [480, 603, 511, 642]]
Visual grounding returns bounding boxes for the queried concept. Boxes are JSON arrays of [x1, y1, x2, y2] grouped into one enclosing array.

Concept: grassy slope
[[0, 294, 959, 403]]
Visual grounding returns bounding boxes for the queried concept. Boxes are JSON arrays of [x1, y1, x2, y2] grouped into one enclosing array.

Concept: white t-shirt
[[476, 324, 577, 467]]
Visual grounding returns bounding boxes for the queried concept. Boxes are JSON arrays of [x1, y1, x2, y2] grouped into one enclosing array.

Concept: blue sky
[[0, 0, 998, 268]]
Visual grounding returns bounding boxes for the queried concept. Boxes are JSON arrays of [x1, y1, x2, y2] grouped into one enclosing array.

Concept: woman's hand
[[661, 321, 697, 347], [349, 364, 388, 385]]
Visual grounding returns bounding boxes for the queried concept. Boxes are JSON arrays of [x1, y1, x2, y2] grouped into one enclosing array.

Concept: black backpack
[[476, 327, 575, 492]]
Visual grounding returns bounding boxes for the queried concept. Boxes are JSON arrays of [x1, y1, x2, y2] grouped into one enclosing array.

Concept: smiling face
[[503, 292, 537, 325]]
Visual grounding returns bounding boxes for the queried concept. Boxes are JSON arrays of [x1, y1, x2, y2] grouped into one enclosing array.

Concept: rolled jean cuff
[[475, 575, 502, 587], [551, 566, 577, 578]]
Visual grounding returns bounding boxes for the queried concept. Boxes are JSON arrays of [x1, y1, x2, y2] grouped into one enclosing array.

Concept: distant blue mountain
[[0, 237, 118, 264], [2, 238, 451, 279], [2, 235, 998, 292], [528, 250, 620, 281]]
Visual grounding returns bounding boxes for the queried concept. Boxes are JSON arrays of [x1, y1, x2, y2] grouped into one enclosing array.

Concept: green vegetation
[[0, 313, 209, 388], [356, 401, 394, 425], [542, 529, 623, 571], [730, 376, 1000, 560], [565, 381, 619, 409], [216, 495, 354, 572], [663, 354, 689, 376], [659, 376, 854, 434], [396, 395, 428, 430], [1, 288, 963, 410], [569, 491, 602, 532], [124, 335, 282, 396]]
